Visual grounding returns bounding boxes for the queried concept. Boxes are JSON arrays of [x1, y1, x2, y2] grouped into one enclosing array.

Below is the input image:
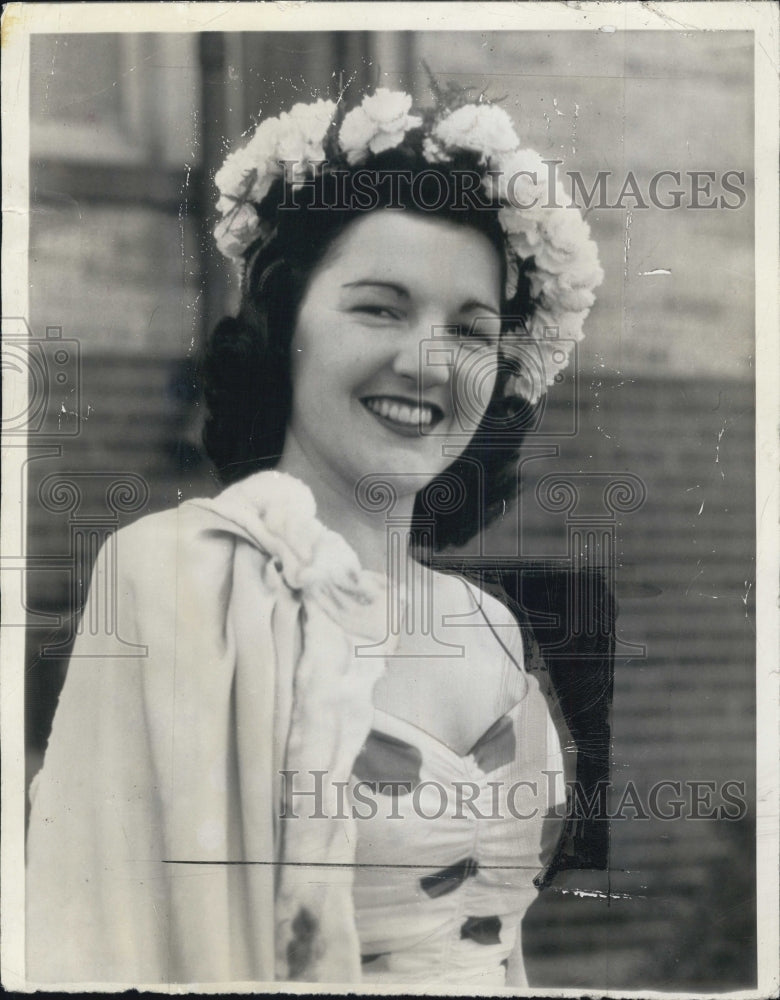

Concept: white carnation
[[530, 307, 587, 345], [277, 98, 336, 173], [339, 89, 422, 165], [525, 308, 579, 386], [285, 99, 336, 153], [214, 147, 258, 201], [500, 207, 543, 245], [532, 270, 598, 313], [338, 107, 374, 164], [422, 135, 446, 163], [484, 147, 547, 207], [224, 101, 336, 202], [511, 368, 543, 406], [213, 101, 337, 259], [213, 203, 260, 259], [433, 103, 519, 165], [211, 94, 604, 390], [240, 118, 286, 200], [532, 209, 593, 275]]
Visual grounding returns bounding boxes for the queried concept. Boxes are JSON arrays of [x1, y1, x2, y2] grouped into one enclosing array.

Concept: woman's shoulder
[[114, 504, 181, 549], [114, 500, 222, 551], [428, 566, 526, 668], [110, 498, 267, 590], [429, 566, 519, 627]]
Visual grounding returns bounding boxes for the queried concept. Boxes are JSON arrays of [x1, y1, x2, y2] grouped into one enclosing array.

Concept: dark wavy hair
[[201, 149, 538, 552]]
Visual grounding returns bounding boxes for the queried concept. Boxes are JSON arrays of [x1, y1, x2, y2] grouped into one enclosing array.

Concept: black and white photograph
[[1, 2, 778, 995]]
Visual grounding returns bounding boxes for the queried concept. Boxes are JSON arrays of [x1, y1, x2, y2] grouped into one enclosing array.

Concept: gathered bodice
[[351, 672, 566, 988]]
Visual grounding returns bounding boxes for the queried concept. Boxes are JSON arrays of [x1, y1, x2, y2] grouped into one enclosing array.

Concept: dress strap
[[457, 576, 526, 675]]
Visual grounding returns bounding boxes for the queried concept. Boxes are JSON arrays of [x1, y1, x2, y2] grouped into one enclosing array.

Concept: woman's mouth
[[361, 396, 444, 436]]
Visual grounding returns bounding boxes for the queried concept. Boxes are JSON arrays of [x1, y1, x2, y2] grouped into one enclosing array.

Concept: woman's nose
[[391, 321, 454, 388]]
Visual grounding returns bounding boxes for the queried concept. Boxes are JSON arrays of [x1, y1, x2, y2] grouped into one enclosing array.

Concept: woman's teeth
[[364, 397, 436, 426]]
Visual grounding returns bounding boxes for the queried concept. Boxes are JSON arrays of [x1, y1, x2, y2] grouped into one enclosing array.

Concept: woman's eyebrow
[[341, 280, 408, 297], [341, 282, 500, 317], [460, 298, 501, 317]]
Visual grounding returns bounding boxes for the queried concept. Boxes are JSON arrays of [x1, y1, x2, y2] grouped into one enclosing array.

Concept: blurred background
[[24, 30, 755, 991]]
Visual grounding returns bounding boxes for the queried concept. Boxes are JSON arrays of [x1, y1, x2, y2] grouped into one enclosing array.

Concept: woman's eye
[[353, 305, 402, 320], [458, 322, 499, 344]]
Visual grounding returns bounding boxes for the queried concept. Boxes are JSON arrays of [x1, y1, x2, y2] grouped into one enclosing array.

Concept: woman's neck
[[276, 441, 417, 578]]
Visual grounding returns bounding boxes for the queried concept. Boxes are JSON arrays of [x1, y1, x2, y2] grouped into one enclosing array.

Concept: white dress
[[25, 470, 565, 988], [350, 581, 566, 988]]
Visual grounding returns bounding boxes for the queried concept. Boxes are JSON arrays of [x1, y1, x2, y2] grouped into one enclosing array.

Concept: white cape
[[26, 471, 394, 987]]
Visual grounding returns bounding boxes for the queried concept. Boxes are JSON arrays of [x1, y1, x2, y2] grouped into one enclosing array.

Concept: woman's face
[[281, 210, 503, 499]]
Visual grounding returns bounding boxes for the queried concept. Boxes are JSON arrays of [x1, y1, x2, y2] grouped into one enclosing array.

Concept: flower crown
[[213, 88, 603, 404]]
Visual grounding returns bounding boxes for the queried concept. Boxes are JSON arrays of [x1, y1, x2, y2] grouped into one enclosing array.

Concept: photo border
[[2, 3, 777, 997]]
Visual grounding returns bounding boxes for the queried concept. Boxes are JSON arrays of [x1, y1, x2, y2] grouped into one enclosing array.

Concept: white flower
[[484, 147, 547, 207], [275, 99, 336, 181], [537, 335, 575, 381], [500, 208, 543, 246], [210, 95, 603, 406], [213, 100, 337, 258], [219, 119, 281, 203], [214, 147, 258, 201], [558, 242, 603, 291], [433, 103, 519, 165], [527, 309, 579, 383], [530, 306, 587, 347], [218, 100, 336, 204], [532, 209, 594, 275], [339, 89, 422, 165], [504, 323, 574, 405], [422, 135, 446, 163], [216, 194, 234, 215], [213, 203, 261, 260], [531, 270, 598, 313], [285, 99, 336, 156], [511, 368, 544, 406]]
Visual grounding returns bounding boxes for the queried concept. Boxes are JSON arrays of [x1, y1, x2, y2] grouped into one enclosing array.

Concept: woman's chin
[[346, 449, 456, 503]]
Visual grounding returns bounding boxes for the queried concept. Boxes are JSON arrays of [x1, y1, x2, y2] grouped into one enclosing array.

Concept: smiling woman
[[25, 88, 603, 988], [279, 212, 503, 510]]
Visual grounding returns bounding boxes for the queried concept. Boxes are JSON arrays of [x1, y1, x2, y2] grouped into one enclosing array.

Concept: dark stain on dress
[[468, 714, 516, 773], [420, 856, 479, 898], [286, 906, 318, 978], [460, 914, 502, 945], [352, 729, 423, 796]]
